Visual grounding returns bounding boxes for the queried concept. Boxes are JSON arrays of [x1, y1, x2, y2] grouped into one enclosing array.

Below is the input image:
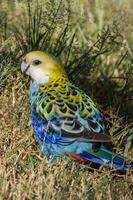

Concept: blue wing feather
[[30, 82, 133, 171]]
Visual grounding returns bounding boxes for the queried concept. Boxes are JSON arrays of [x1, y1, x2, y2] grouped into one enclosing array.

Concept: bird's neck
[[30, 82, 40, 105], [30, 76, 69, 94], [39, 76, 70, 92]]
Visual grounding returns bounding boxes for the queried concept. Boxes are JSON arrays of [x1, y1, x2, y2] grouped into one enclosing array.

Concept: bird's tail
[[68, 146, 133, 171]]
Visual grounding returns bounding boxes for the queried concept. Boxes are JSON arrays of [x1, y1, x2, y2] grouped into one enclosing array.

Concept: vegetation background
[[0, 0, 133, 199]]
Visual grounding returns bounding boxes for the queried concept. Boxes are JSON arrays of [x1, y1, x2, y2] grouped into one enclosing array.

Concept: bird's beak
[[24, 64, 30, 73], [21, 61, 31, 74]]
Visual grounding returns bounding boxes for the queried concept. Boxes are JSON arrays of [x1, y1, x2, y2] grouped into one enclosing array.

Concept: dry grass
[[0, 0, 133, 199], [0, 60, 133, 200]]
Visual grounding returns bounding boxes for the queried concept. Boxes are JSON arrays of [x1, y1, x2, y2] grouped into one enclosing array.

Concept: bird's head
[[21, 51, 67, 85]]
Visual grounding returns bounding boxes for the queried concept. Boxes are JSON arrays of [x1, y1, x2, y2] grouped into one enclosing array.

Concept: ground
[[0, 0, 133, 199]]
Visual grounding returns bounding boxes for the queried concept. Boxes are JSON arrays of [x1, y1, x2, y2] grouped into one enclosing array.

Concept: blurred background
[[0, 1, 133, 199]]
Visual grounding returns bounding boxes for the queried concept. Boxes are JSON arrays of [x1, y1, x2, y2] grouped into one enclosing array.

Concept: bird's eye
[[33, 60, 42, 65]]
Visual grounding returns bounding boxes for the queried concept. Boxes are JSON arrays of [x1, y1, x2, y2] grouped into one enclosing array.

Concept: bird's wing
[[34, 79, 112, 144]]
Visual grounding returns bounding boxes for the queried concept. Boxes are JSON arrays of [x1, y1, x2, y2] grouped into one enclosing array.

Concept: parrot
[[21, 50, 133, 171]]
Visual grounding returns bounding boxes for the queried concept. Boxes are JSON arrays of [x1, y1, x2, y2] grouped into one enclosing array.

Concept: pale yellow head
[[21, 51, 67, 84]]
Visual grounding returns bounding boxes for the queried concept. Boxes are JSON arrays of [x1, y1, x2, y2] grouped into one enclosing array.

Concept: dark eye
[[33, 60, 42, 65]]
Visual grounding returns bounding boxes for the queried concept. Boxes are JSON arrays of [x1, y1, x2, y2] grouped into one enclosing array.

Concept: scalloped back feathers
[[21, 51, 133, 171]]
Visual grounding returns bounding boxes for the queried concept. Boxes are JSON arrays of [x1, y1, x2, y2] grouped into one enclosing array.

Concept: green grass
[[0, 0, 133, 199]]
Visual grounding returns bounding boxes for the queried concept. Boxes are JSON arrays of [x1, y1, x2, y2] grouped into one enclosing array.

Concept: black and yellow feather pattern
[[32, 77, 111, 143], [26, 50, 133, 170]]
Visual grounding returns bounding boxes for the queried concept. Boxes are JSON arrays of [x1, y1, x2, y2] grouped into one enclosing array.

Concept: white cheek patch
[[28, 66, 50, 85]]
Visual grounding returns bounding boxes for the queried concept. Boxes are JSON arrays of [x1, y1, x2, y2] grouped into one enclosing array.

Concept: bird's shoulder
[[32, 78, 111, 143], [35, 78, 100, 121]]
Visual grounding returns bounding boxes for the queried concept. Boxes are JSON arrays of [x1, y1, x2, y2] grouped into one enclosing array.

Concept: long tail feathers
[[68, 147, 133, 171]]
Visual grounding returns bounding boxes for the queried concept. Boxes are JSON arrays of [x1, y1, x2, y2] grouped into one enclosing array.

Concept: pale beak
[[21, 61, 30, 74], [24, 64, 30, 73]]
